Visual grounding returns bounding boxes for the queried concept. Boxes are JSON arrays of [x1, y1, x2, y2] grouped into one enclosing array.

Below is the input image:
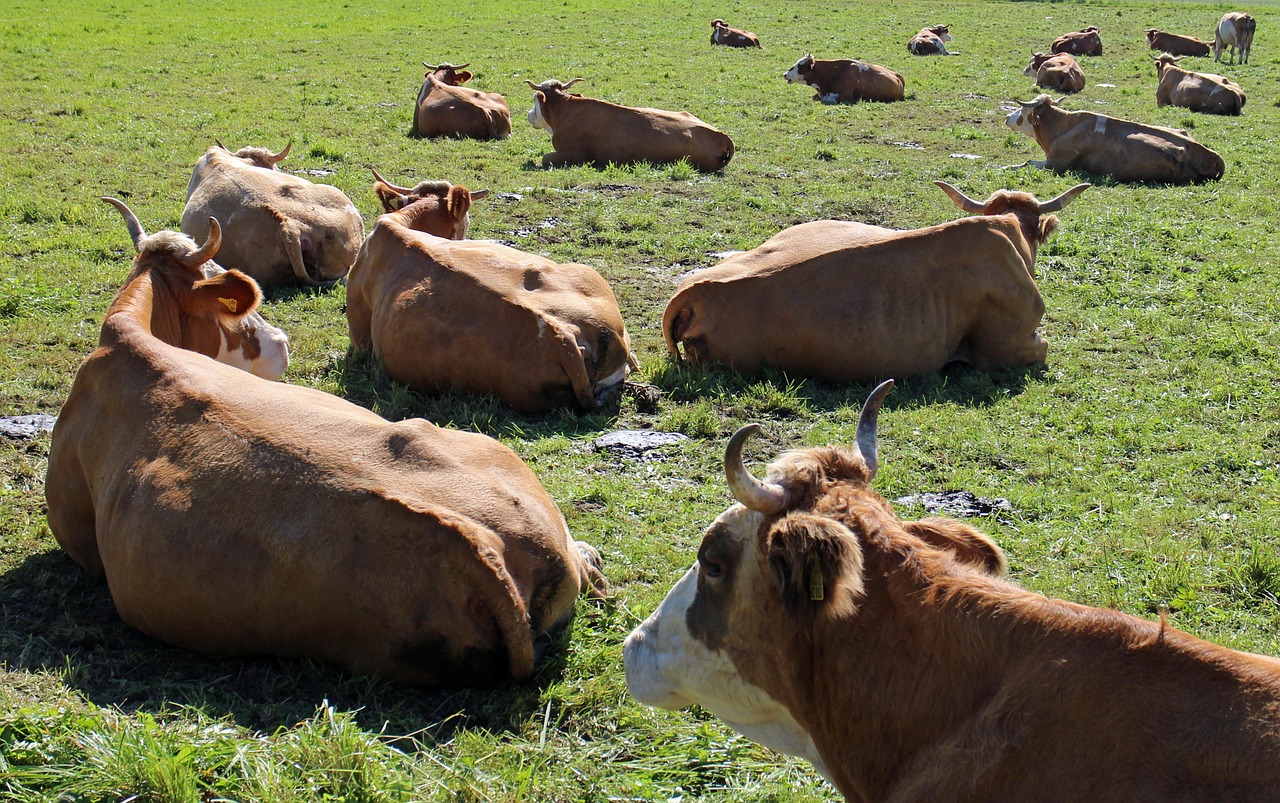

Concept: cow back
[[415, 78, 512, 139], [543, 96, 734, 172]]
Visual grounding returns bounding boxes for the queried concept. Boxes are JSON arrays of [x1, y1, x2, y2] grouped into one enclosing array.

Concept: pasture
[[2, 0, 1279, 798]]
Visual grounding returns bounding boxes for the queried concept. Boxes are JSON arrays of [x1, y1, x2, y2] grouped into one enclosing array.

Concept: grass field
[[2, 0, 1279, 799]]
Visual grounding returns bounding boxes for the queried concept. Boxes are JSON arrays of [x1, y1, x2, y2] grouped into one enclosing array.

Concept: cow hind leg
[[45, 456, 105, 578]]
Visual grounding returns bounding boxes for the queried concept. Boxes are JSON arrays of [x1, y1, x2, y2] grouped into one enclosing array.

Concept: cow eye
[[701, 558, 724, 579]]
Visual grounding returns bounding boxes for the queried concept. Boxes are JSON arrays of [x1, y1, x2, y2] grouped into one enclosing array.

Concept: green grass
[[2, 0, 1280, 799]]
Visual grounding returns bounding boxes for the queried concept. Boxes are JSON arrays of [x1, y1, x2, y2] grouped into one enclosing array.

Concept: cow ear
[[374, 183, 407, 212], [188, 269, 261, 319], [765, 512, 865, 613], [1039, 215, 1059, 243], [446, 186, 473, 224], [902, 518, 1007, 576], [456, 70, 473, 83]]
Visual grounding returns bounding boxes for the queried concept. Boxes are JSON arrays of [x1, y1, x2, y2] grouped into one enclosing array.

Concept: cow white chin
[[1005, 108, 1035, 136], [783, 66, 804, 84], [527, 99, 551, 133]]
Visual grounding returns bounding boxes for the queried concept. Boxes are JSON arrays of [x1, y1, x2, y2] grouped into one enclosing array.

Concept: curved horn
[[725, 424, 790, 515], [563, 77, 587, 89], [214, 138, 230, 152], [1016, 97, 1041, 108], [423, 62, 438, 70], [452, 62, 470, 69], [101, 196, 146, 251], [184, 217, 221, 268], [269, 142, 292, 165], [369, 167, 414, 195], [855, 380, 894, 481], [934, 181, 987, 215], [1037, 183, 1090, 213], [524, 79, 542, 91], [469, 188, 490, 201]]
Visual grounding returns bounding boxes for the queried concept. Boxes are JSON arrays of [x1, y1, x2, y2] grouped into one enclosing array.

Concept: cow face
[[783, 54, 815, 84], [930, 25, 952, 41], [1005, 95, 1053, 135], [1024, 53, 1052, 75], [527, 91, 550, 131]]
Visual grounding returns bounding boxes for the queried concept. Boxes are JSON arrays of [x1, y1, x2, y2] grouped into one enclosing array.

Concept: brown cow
[[1006, 94, 1225, 183], [1146, 29, 1212, 57], [711, 19, 762, 48], [182, 142, 364, 286], [1023, 52, 1086, 94], [45, 215, 606, 687], [1153, 54, 1246, 115], [783, 54, 905, 103], [346, 176, 636, 414], [525, 78, 734, 172], [1051, 25, 1102, 56], [625, 380, 1280, 802], [1215, 12, 1256, 65], [413, 61, 512, 140], [101, 197, 289, 380], [907, 24, 952, 55], [369, 167, 488, 238]]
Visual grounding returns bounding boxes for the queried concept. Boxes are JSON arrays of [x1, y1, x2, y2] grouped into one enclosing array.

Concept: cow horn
[[469, 189, 490, 201], [524, 79, 542, 91], [214, 138, 230, 152], [269, 142, 292, 165], [452, 62, 470, 69], [934, 181, 987, 215], [185, 217, 221, 268], [1016, 97, 1041, 108], [370, 167, 414, 195], [1037, 183, 1091, 213], [725, 424, 790, 515], [101, 197, 146, 251], [563, 77, 587, 89], [855, 380, 894, 481], [423, 62, 438, 70]]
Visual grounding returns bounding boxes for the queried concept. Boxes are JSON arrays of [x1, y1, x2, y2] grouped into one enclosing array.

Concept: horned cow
[[907, 25, 952, 55], [711, 19, 762, 48], [1051, 25, 1102, 56], [413, 61, 512, 140], [1153, 54, 1246, 115], [1145, 29, 1212, 57], [783, 54, 905, 103], [1024, 52, 1086, 94], [1214, 12, 1256, 64]]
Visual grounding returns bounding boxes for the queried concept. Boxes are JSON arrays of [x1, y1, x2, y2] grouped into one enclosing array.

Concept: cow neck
[[101, 268, 185, 350]]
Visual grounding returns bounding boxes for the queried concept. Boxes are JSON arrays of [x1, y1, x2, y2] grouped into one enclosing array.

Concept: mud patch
[[1, 414, 56, 439], [297, 168, 336, 177], [511, 217, 565, 238], [895, 490, 1013, 518], [593, 430, 687, 461]]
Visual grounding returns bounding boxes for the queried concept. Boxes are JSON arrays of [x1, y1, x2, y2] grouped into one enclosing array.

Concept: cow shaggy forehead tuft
[[410, 180, 455, 197], [137, 230, 207, 262], [763, 446, 873, 505], [232, 146, 282, 167]]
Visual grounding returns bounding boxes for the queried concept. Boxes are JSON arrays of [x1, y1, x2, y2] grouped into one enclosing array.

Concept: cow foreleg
[[541, 151, 574, 168]]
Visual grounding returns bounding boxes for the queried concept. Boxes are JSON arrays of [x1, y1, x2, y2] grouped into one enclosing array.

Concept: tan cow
[[1006, 94, 1225, 183], [1215, 12, 1256, 64], [1153, 53, 1246, 115], [783, 54, 905, 103], [663, 182, 1088, 383], [181, 142, 364, 287], [101, 197, 289, 380], [711, 19, 762, 48], [625, 380, 1280, 802], [525, 78, 734, 172], [1023, 52, 1086, 94], [346, 175, 636, 414], [45, 216, 606, 686], [907, 24, 952, 55], [1051, 25, 1102, 56], [1145, 28, 1212, 57], [413, 61, 512, 140]]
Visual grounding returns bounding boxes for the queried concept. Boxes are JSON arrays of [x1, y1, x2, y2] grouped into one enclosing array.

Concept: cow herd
[[40, 8, 1280, 801]]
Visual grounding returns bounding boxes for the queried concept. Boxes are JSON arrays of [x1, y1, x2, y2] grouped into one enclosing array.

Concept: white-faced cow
[[346, 174, 636, 414], [1023, 52, 1086, 94], [1153, 54, 1246, 115], [101, 197, 289, 380], [907, 25, 952, 55], [663, 182, 1088, 383], [1006, 94, 1225, 183], [1051, 25, 1102, 56], [45, 213, 606, 687], [711, 19, 762, 48], [1214, 12, 1256, 64], [1146, 29, 1211, 57], [783, 54, 905, 103], [625, 380, 1280, 802], [525, 78, 734, 172], [181, 142, 364, 287], [413, 61, 512, 140]]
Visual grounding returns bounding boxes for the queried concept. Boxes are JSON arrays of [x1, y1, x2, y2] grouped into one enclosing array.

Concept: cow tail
[[545, 316, 600, 410]]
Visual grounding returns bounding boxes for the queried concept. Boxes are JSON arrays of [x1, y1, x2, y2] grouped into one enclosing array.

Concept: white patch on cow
[[527, 97, 551, 133], [820, 92, 841, 105], [536, 318, 547, 337], [857, 61, 869, 72], [1093, 115, 1107, 134], [215, 331, 258, 376], [1004, 107, 1036, 136], [218, 322, 290, 381]]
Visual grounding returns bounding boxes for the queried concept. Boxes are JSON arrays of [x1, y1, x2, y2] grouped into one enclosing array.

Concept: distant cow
[[413, 61, 512, 140], [908, 24, 952, 55], [711, 19, 761, 48], [783, 54, 905, 103], [625, 380, 1280, 802], [346, 175, 636, 414], [46, 214, 606, 687], [663, 181, 1088, 382], [1051, 25, 1102, 56], [101, 197, 289, 380], [1006, 94, 1224, 183], [1153, 54, 1246, 115], [1146, 29, 1211, 57], [1024, 52, 1086, 94], [182, 142, 364, 286], [525, 78, 734, 172], [1215, 12, 1256, 64]]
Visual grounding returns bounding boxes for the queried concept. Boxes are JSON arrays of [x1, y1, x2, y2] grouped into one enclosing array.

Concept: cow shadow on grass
[[0, 547, 591, 742]]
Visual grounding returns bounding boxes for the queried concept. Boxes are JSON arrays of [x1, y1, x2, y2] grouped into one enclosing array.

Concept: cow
[[1145, 28, 1212, 57], [413, 61, 512, 140], [907, 25, 952, 55], [181, 142, 364, 287], [525, 78, 734, 172], [346, 176, 637, 414], [663, 181, 1088, 383], [1153, 53, 1246, 115], [1215, 12, 1256, 64], [45, 214, 607, 687], [369, 167, 489, 238], [1051, 25, 1102, 56], [1023, 52, 1086, 94], [783, 54, 905, 104], [624, 380, 1280, 802], [100, 197, 289, 380], [711, 19, 762, 49], [1005, 94, 1225, 183]]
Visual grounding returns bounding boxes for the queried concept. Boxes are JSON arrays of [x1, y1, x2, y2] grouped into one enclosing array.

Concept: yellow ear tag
[[218, 297, 238, 313], [808, 558, 825, 602]]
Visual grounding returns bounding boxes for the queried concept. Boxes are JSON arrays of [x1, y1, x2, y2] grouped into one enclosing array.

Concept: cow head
[[524, 77, 586, 131], [928, 24, 952, 40], [934, 180, 1089, 252], [1003, 93, 1060, 135], [215, 140, 291, 170], [712, 18, 727, 29], [370, 169, 488, 239], [624, 380, 1008, 770], [423, 61, 473, 86], [1080, 25, 1100, 34], [1151, 52, 1182, 76], [783, 54, 815, 84], [1024, 52, 1053, 75], [1145, 28, 1160, 45]]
